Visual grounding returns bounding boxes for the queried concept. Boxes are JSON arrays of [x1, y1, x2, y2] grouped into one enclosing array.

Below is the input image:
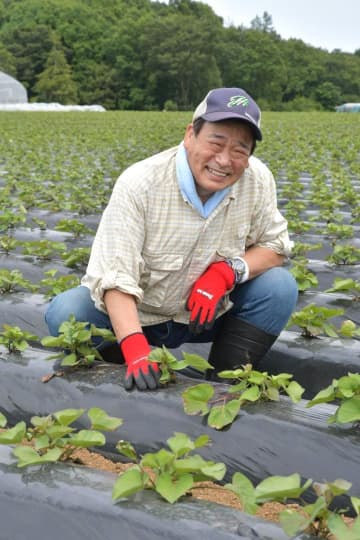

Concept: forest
[[0, 0, 359, 111]]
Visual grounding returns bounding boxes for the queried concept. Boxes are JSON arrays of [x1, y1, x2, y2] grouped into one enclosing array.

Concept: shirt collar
[[175, 142, 230, 218]]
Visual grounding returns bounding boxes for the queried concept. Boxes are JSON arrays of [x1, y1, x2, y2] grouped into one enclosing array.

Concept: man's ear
[[183, 123, 194, 148]]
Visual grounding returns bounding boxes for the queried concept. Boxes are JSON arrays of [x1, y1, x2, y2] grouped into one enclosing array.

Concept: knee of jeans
[[45, 289, 88, 336], [266, 267, 298, 310], [45, 296, 70, 336]]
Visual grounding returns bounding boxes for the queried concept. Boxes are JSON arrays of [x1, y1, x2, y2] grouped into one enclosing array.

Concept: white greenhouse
[[0, 71, 28, 104], [335, 103, 360, 112]]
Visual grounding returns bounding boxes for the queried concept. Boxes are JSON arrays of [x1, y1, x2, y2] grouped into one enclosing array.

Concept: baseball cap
[[192, 87, 262, 141]]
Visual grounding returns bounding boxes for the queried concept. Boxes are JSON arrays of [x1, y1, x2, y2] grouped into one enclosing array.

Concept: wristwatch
[[225, 257, 249, 284]]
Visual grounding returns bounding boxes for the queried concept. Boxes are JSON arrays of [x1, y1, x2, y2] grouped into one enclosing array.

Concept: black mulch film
[[0, 143, 359, 538]]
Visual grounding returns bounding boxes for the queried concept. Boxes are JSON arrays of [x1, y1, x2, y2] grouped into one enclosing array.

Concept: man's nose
[[215, 148, 231, 167]]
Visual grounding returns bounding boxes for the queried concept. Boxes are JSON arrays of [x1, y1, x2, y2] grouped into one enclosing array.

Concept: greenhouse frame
[[0, 71, 28, 104]]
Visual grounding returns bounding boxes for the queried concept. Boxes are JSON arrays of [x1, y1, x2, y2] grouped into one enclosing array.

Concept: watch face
[[233, 259, 246, 273]]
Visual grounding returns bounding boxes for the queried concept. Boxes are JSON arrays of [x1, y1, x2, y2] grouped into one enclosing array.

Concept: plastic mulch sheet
[[0, 446, 316, 540], [0, 347, 358, 511]]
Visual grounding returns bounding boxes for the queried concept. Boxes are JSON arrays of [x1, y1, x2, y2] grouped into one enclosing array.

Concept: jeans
[[45, 267, 298, 349]]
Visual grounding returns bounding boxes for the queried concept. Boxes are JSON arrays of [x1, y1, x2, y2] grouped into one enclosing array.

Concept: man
[[45, 87, 298, 391]]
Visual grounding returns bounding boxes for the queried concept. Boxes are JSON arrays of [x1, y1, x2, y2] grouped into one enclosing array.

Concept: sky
[[200, 0, 359, 53]]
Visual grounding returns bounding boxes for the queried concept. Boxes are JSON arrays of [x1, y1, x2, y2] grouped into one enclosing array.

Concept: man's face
[[183, 120, 254, 202]]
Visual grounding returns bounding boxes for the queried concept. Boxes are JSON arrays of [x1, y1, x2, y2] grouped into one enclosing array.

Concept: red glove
[[119, 333, 160, 391], [186, 261, 235, 335]]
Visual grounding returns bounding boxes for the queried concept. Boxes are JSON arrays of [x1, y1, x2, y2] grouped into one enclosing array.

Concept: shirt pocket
[[216, 224, 250, 259], [141, 252, 184, 310]]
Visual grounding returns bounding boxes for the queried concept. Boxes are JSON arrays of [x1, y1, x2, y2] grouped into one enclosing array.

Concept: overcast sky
[[201, 0, 359, 53]]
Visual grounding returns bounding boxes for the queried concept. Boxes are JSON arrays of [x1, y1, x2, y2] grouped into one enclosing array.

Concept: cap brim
[[201, 111, 262, 140]]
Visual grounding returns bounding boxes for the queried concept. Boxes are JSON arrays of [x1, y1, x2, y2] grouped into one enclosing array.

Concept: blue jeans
[[45, 267, 298, 349]]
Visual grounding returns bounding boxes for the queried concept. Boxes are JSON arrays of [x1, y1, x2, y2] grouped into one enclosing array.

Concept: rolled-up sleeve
[[81, 170, 147, 313], [248, 165, 293, 257]]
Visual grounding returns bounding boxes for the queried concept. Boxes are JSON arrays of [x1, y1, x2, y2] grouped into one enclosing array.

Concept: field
[[0, 110, 359, 540]]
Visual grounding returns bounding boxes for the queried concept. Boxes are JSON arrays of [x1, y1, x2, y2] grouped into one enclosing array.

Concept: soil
[[69, 448, 354, 539]]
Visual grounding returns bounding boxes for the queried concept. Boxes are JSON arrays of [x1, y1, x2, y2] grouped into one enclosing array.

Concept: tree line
[[0, 0, 359, 111]]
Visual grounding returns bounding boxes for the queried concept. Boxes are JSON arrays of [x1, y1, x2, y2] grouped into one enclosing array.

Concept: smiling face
[[183, 120, 254, 202]]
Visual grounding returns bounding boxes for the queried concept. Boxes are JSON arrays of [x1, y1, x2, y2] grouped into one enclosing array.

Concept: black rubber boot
[[206, 317, 277, 381], [99, 342, 124, 364]]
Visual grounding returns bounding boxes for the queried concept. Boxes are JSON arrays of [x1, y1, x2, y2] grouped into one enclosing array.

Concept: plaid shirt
[[81, 145, 292, 326]]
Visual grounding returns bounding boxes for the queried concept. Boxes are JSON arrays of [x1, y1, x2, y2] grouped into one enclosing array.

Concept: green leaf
[[116, 440, 138, 461], [271, 373, 293, 384], [159, 365, 171, 384], [148, 347, 167, 363], [167, 432, 194, 457], [34, 434, 50, 450], [323, 323, 339, 338], [335, 396, 360, 424], [306, 384, 336, 407], [194, 434, 210, 449], [30, 415, 53, 429], [351, 496, 360, 516], [15, 339, 28, 352], [174, 455, 206, 474], [112, 466, 147, 501], [61, 353, 79, 366], [338, 373, 360, 395], [46, 425, 74, 441], [327, 512, 357, 540], [182, 383, 213, 416], [265, 385, 280, 401], [77, 329, 92, 342], [141, 449, 174, 471], [0, 421, 26, 444], [90, 326, 116, 341], [255, 473, 312, 503], [286, 381, 305, 402], [323, 478, 352, 497], [352, 518, 360, 538], [13, 446, 63, 467], [339, 320, 359, 337], [207, 399, 241, 429], [303, 495, 328, 521], [225, 472, 258, 514], [41, 335, 63, 347], [217, 368, 244, 380], [200, 461, 226, 481], [149, 346, 180, 368], [155, 472, 193, 504], [0, 411, 7, 428], [248, 371, 267, 385], [88, 407, 123, 431], [181, 352, 212, 371], [53, 408, 85, 426], [240, 385, 260, 402], [279, 509, 311, 536], [68, 430, 105, 448]]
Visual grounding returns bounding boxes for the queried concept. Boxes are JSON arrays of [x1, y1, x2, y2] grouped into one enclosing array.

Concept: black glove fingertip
[[134, 372, 148, 391], [189, 309, 203, 335], [124, 373, 134, 391], [144, 372, 159, 390]]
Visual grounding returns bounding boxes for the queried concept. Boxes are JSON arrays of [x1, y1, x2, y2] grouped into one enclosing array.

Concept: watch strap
[[225, 257, 249, 284]]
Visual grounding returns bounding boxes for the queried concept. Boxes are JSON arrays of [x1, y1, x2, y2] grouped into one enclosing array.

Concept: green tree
[[323, 50, 360, 103], [34, 37, 78, 103], [100, 8, 156, 110], [139, 9, 223, 109], [0, 41, 16, 75], [250, 11, 275, 33], [0, 0, 359, 111], [315, 81, 342, 110], [217, 27, 286, 108], [279, 39, 327, 103]]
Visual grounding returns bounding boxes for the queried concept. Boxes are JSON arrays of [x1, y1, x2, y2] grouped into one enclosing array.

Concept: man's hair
[[192, 117, 257, 155]]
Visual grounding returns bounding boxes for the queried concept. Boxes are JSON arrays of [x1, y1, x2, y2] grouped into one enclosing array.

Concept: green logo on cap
[[228, 95, 249, 108]]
